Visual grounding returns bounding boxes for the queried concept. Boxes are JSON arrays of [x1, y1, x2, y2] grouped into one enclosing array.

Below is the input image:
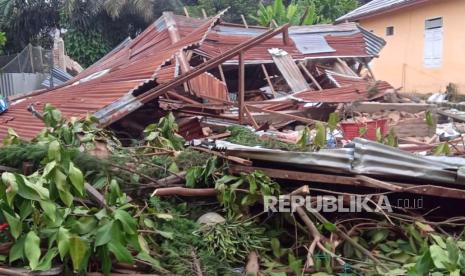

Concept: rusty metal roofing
[[193, 21, 384, 64], [293, 81, 393, 103], [0, 12, 224, 141], [336, 0, 429, 23]]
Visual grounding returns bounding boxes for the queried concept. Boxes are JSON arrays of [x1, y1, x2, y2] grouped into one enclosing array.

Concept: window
[[386, 26, 394, 36], [424, 17, 443, 68]]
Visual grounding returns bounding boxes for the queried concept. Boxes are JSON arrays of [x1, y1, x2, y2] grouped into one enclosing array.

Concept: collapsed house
[[1, 11, 463, 200], [0, 11, 388, 141]]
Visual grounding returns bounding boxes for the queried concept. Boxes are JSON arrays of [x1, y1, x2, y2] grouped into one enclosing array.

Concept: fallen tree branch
[[152, 187, 217, 197]]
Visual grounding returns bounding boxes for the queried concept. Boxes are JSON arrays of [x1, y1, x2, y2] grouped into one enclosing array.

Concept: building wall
[[359, 0, 465, 94]]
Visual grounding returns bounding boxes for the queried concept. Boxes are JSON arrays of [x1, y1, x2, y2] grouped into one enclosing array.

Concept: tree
[[185, 0, 259, 23], [250, 0, 359, 26], [314, 0, 359, 23], [250, 0, 317, 27], [0, 31, 6, 54], [0, 0, 62, 52]]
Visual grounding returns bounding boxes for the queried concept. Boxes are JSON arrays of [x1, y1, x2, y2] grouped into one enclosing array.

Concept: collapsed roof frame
[[97, 23, 293, 127]]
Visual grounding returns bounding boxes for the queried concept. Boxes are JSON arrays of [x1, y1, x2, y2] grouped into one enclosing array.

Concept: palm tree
[[63, 0, 156, 23], [250, 0, 317, 27]]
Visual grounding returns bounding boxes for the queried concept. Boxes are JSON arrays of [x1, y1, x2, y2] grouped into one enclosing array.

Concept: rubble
[[0, 10, 465, 276]]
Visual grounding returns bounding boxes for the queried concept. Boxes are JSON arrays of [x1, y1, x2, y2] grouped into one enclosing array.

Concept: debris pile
[[0, 10, 465, 276]]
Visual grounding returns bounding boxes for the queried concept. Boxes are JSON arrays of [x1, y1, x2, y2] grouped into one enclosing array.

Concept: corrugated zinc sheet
[[292, 81, 392, 103], [216, 138, 464, 186], [336, 0, 427, 22], [189, 72, 229, 101], [0, 13, 223, 141], [269, 48, 310, 93]]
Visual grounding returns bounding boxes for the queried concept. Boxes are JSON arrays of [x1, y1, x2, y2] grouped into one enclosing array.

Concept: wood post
[[299, 62, 322, 90], [241, 14, 249, 28], [261, 64, 276, 97], [238, 51, 245, 124]]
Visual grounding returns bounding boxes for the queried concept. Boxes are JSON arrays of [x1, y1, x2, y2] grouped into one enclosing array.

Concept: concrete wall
[[359, 0, 465, 94], [0, 73, 48, 98]]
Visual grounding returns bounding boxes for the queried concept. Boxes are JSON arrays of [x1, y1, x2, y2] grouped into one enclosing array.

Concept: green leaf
[[57, 227, 70, 260], [425, 111, 434, 127], [431, 234, 447, 248], [68, 162, 84, 195], [136, 252, 162, 270], [322, 222, 337, 232], [24, 231, 41, 270], [155, 230, 174, 240], [371, 229, 389, 244], [138, 235, 150, 254], [54, 169, 73, 207], [327, 112, 339, 131], [36, 248, 58, 271], [1, 172, 18, 206], [108, 241, 134, 264], [39, 200, 56, 222], [48, 140, 61, 161], [95, 221, 114, 247], [3, 211, 21, 239], [42, 161, 57, 177], [412, 250, 433, 274], [313, 122, 326, 149], [155, 213, 173, 220], [9, 235, 25, 263], [186, 167, 203, 188], [434, 143, 451, 156], [114, 209, 137, 235], [98, 245, 112, 276], [430, 244, 448, 269], [69, 236, 88, 272]]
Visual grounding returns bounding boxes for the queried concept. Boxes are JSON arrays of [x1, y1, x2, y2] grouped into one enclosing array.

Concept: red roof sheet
[[0, 13, 222, 141], [197, 31, 369, 62], [293, 81, 393, 103]]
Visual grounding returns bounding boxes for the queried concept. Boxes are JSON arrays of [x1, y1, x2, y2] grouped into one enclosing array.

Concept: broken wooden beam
[[228, 165, 465, 200]]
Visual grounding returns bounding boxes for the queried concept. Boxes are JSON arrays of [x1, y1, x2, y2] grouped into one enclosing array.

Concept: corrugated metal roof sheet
[[194, 21, 385, 64], [0, 12, 224, 141], [292, 81, 392, 103], [336, 0, 429, 22], [215, 138, 463, 185]]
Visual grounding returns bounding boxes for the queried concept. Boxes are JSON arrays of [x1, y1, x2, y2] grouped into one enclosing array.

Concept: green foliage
[[313, 0, 359, 23], [250, 0, 359, 26], [64, 29, 110, 67], [197, 216, 270, 264], [186, 156, 222, 188], [375, 127, 398, 147], [186, 0, 258, 23], [434, 142, 451, 156], [425, 110, 435, 128], [250, 0, 317, 26], [143, 112, 185, 152], [0, 31, 6, 54], [0, 0, 61, 51], [226, 126, 300, 151], [215, 171, 280, 215]]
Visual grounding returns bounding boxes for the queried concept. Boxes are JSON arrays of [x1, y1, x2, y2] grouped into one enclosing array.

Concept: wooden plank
[[137, 24, 290, 105], [247, 104, 319, 125], [244, 105, 260, 129], [270, 49, 309, 93], [261, 64, 276, 97], [350, 102, 435, 113], [229, 165, 465, 200], [238, 51, 245, 124], [299, 62, 322, 90], [241, 14, 249, 28]]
